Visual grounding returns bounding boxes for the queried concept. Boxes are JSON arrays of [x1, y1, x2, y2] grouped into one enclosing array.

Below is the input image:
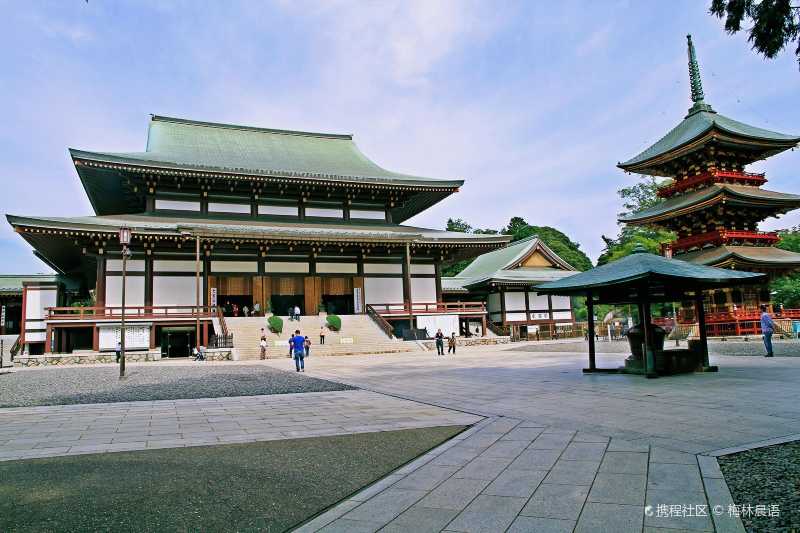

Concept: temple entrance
[[160, 327, 195, 357], [271, 295, 305, 316]]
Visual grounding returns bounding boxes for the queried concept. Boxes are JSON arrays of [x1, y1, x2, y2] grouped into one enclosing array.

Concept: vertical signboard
[[353, 287, 363, 314]]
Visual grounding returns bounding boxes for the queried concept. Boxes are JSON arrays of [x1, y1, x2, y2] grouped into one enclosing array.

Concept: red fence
[[46, 305, 217, 321], [371, 302, 486, 316]]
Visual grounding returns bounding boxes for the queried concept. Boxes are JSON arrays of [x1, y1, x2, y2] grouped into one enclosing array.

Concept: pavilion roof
[[71, 115, 463, 189], [619, 184, 800, 225], [536, 248, 764, 299], [618, 36, 799, 176]]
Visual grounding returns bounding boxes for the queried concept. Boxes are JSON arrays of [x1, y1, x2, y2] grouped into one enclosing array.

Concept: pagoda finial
[[685, 35, 714, 115]]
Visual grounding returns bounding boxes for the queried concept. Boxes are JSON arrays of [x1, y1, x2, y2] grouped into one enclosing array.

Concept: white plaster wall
[[306, 207, 343, 218], [264, 262, 309, 273], [506, 312, 527, 321], [417, 315, 459, 337], [529, 292, 549, 309], [411, 264, 435, 275], [553, 311, 573, 320], [363, 263, 402, 274], [107, 259, 145, 272], [155, 198, 200, 211], [316, 263, 357, 274], [25, 288, 58, 320], [105, 276, 145, 308], [411, 277, 436, 303], [258, 204, 298, 216], [211, 261, 258, 273], [208, 202, 251, 214], [364, 277, 403, 305], [504, 292, 526, 311], [153, 277, 197, 307], [551, 295, 571, 309], [154, 260, 202, 272], [350, 209, 385, 220], [487, 292, 501, 314]]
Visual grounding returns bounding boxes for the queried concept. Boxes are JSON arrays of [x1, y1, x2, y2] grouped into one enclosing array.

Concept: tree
[[597, 177, 674, 265], [446, 218, 473, 233], [770, 226, 800, 308], [710, 0, 800, 68]]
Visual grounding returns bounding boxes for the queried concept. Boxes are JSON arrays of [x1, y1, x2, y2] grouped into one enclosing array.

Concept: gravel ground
[[0, 425, 465, 533], [0, 364, 354, 408], [718, 441, 800, 532]]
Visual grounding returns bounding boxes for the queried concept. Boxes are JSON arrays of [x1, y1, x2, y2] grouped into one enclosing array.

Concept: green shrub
[[326, 314, 341, 332], [268, 315, 283, 334]]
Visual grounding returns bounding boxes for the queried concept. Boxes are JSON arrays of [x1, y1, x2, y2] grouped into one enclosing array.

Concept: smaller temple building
[[443, 236, 577, 338]]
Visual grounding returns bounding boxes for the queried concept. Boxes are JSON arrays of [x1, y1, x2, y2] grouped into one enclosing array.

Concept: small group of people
[[222, 301, 261, 317], [287, 305, 302, 321], [434, 329, 457, 356], [191, 345, 207, 361]]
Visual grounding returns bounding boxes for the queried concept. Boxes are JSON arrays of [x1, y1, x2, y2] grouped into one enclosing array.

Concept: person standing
[[115, 341, 121, 363], [319, 326, 326, 345], [435, 329, 444, 356], [292, 329, 306, 372], [760, 304, 775, 357], [260, 338, 268, 360], [448, 332, 456, 355], [304, 336, 311, 357], [294, 304, 301, 321], [243, 305, 250, 317]]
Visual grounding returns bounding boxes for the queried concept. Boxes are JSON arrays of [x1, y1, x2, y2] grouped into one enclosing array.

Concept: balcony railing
[[370, 301, 487, 316], [657, 169, 766, 198], [668, 230, 779, 254], [46, 305, 218, 321]]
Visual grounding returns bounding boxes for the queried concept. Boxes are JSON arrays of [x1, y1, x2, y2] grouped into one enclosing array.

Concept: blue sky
[[1, 0, 799, 273]]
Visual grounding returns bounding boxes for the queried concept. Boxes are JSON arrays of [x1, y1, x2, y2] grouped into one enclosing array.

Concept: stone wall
[[14, 348, 232, 367], [420, 336, 510, 351]]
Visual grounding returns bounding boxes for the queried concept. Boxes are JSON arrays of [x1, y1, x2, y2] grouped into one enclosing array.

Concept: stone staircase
[[226, 315, 420, 360]]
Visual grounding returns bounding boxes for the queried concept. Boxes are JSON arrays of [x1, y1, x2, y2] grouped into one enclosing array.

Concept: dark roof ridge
[[149, 115, 354, 141]]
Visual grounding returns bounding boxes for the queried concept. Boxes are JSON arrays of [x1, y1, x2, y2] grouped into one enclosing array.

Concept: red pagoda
[[618, 35, 800, 313]]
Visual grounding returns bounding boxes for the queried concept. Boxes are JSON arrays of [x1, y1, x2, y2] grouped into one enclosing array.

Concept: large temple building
[[619, 36, 800, 313], [7, 115, 532, 357]]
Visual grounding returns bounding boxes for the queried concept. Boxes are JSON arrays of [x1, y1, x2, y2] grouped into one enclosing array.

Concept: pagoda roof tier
[[619, 184, 800, 225], [618, 36, 799, 177], [7, 213, 509, 274], [71, 116, 463, 221], [676, 245, 800, 270]]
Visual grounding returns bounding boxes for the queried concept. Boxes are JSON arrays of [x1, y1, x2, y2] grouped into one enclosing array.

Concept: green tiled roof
[[620, 184, 800, 224], [443, 236, 576, 291], [537, 249, 763, 296], [619, 37, 799, 175], [677, 245, 800, 267], [0, 274, 78, 294], [6, 213, 510, 246], [70, 115, 463, 188]]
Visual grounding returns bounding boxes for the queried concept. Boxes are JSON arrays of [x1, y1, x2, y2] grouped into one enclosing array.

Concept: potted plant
[[326, 314, 341, 332], [267, 314, 283, 335]]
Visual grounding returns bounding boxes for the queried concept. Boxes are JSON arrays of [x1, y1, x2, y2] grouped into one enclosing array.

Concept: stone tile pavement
[[0, 389, 480, 461], [296, 416, 744, 532]]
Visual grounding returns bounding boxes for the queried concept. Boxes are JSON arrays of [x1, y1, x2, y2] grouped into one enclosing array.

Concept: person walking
[[435, 329, 445, 356], [292, 329, 306, 372], [760, 304, 775, 357], [243, 305, 250, 317], [253, 302, 261, 316], [304, 336, 311, 357], [288, 335, 294, 357], [287, 306, 293, 321], [319, 325, 326, 345], [294, 304, 301, 321], [448, 332, 456, 354], [260, 338, 268, 360], [115, 341, 121, 363]]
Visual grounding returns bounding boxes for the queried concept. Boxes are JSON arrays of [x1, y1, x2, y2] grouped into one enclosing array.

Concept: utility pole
[[119, 227, 132, 379]]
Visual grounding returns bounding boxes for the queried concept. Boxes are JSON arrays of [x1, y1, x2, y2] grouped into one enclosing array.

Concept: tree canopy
[[442, 217, 592, 276], [710, 0, 800, 68], [771, 226, 800, 308], [597, 177, 674, 265]]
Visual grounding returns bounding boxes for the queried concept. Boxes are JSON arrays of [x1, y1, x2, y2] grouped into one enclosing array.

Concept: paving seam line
[[291, 416, 499, 532], [703, 432, 800, 457]]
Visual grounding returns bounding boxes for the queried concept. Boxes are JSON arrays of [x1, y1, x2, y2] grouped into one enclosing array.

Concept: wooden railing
[[365, 304, 395, 339], [45, 305, 218, 321], [668, 230, 779, 254], [10, 335, 21, 357], [486, 321, 510, 337], [370, 301, 486, 316], [215, 306, 229, 337], [657, 169, 766, 198]]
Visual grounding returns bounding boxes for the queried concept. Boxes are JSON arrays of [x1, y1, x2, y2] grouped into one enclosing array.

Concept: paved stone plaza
[[3, 344, 799, 531]]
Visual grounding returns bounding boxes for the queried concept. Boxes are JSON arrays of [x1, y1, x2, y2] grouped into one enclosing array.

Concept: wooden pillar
[[642, 291, 657, 378], [195, 235, 201, 349], [524, 290, 531, 322], [499, 287, 507, 324], [481, 314, 487, 337], [203, 258, 210, 306], [586, 291, 596, 371], [144, 257, 154, 307], [403, 243, 413, 328], [44, 324, 53, 354], [202, 322, 209, 346], [150, 324, 157, 350], [434, 262, 443, 303], [695, 291, 710, 368], [95, 257, 106, 308], [92, 326, 99, 352]]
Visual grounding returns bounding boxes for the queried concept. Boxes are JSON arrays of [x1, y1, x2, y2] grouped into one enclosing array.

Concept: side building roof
[[444, 236, 577, 291]]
